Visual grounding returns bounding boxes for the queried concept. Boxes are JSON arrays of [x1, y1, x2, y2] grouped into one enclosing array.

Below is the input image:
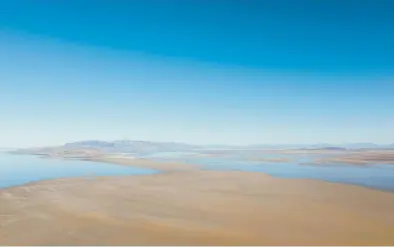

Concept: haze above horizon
[[1, 0, 393, 147]]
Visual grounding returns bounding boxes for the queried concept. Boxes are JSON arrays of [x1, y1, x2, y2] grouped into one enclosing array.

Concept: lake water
[[0, 153, 157, 188], [2, 151, 394, 192], [145, 151, 394, 192]]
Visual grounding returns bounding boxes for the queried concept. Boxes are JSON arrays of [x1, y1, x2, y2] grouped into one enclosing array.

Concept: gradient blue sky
[[1, 0, 393, 147]]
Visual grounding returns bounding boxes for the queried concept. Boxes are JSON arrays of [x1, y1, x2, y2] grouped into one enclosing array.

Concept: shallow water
[[148, 152, 394, 192], [0, 153, 157, 188], [138, 151, 199, 158], [2, 151, 394, 192]]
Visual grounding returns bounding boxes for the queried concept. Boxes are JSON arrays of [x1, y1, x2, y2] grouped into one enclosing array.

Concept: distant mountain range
[[63, 140, 201, 155], [60, 140, 394, 152], [247, 143, 394, 150], [11, 140, 394, 156]]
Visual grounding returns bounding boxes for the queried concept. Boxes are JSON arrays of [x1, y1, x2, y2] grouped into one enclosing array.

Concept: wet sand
[[1, 163, 394, 245], [269, 149, 394, 165], [89, 156, 200, 172], [212, 149, 394, 165], [248, 157, 292, 163], [321, 150, 394, 165]]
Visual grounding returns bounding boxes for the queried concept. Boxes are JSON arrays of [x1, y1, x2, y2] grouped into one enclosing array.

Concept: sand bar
[[1, 166, 394, 245]]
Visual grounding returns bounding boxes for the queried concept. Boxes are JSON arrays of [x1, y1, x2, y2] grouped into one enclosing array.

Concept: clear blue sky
[[0, 0, 393, 147]]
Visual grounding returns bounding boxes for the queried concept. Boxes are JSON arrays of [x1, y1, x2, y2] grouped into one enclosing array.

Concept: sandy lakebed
[[1, 156, 394, 245]]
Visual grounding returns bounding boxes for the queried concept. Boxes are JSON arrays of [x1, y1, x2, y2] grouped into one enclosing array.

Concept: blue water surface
[[2, 151, 394, 192], [0, 153, 157, 188], [146, 152, 394, 192]]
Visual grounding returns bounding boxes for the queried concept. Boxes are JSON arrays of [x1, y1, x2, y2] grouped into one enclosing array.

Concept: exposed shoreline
[[2, 169, 394, 245], [0, 154, 394, 245], [2, 153, 394, 193], [1, 154, 394, 245], [87, 156, 200, 172], [87, 155, 394, 193]]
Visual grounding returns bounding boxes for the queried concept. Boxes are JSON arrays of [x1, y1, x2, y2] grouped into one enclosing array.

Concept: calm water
[[0, 153, 157, 188], [146, 151, 394, 192], [2, 151, 394, 192]]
